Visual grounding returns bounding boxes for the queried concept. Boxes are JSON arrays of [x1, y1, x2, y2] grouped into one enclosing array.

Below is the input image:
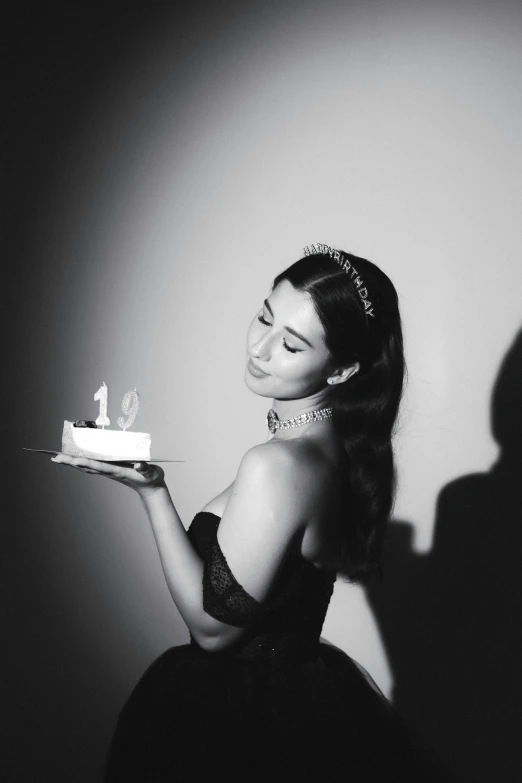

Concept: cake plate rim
[[23, 448, 183, 462]]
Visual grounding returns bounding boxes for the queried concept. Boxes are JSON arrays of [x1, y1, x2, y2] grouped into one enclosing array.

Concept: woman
[[53, 244, 439, 781]]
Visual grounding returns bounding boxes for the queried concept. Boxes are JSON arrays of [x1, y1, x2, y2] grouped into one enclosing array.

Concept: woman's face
[[245, 279, 334, 401]]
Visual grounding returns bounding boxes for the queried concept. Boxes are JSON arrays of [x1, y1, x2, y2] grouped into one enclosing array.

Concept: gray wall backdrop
[[5, 1, 522, 780]]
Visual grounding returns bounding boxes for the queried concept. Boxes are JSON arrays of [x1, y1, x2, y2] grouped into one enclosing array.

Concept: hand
[[51, 454, 166, 497]]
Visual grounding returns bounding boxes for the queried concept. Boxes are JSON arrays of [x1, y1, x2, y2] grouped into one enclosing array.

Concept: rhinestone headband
[[303, 243, 375, 318]]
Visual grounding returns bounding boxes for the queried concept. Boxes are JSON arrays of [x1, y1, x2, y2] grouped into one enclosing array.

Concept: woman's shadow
[[365, 327, 522, 783]]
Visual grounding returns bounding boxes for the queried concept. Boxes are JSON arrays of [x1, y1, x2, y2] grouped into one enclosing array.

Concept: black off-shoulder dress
[[104, 511, 440, 781]]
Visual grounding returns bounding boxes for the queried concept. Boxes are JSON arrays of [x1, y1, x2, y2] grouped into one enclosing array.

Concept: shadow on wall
[[365, 326, 522, 783]]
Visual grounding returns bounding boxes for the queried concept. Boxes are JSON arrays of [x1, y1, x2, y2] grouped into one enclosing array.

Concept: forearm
[[139, 485, 232, 648]]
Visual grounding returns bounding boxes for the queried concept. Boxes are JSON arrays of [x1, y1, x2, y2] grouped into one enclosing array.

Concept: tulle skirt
[[104, 639, 441, 782]]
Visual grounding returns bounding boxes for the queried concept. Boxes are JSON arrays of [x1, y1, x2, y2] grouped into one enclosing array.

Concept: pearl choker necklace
[[266, 407, 333, 434]]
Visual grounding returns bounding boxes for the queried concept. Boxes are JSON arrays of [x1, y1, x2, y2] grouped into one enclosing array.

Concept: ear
[[327, 362, 360, 386]]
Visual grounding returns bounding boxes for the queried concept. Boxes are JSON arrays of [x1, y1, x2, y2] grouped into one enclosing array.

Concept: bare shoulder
[[201, 441, 317, 518], [251, 437, 333, 474], [240, 438, 323, 479], [235, 441, 304, 500], [236, 439, 334, 526], [214, 440, 328, 616]]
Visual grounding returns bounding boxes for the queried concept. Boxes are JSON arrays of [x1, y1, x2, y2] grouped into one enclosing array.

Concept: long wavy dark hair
[[271, 248, 407, 584]]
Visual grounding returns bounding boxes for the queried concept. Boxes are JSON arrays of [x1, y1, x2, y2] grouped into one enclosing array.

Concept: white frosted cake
[[62, 420, 151, 461]]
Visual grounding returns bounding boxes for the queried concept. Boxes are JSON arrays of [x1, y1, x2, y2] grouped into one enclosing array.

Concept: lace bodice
[[187, 511, 336, 662]]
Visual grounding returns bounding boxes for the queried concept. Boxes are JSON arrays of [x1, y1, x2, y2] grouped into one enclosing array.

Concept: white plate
[[23, 448, 183, 463]]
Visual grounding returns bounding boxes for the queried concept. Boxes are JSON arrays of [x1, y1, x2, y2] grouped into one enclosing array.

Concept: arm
[[207, 443, 307, 651], [139, 485, 240, 649], [144, 444, 306, 652], [52, 445, 305, 652], [51, 454, 255, 650]]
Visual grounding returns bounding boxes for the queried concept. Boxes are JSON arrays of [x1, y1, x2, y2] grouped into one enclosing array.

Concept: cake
[[62, 420, 151, 461]]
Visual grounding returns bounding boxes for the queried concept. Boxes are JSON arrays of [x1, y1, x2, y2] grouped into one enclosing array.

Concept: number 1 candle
[[94, 382, 111, 428]]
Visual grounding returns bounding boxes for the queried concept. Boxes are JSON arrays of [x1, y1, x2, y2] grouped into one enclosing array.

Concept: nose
[[249, 331, 271, 361]]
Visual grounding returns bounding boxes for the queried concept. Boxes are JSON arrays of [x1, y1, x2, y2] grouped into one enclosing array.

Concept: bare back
[[201, 434, 346, 572]]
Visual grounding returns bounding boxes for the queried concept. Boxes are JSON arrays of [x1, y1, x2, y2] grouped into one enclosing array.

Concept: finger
[[53, 454, 123, 476], [55, 463, 102, 476], [134, 462, 150, 474], [52, 461, 100, 475]]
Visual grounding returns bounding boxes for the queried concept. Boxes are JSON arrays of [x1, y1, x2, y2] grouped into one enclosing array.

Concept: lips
[[248, 358, 269, 376]]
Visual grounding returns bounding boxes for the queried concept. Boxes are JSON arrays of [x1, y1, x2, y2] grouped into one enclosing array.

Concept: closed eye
[[257, 315, 299, 353]]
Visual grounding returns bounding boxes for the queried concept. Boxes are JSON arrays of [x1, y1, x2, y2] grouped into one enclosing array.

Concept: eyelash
[[257, 315, 299, 353]]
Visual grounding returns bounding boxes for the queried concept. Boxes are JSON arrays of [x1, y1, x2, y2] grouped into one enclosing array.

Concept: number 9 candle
[[118, 387, 140, 431]]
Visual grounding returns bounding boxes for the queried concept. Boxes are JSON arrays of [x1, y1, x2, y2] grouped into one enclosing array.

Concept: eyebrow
[[263, 298, 314, 348]]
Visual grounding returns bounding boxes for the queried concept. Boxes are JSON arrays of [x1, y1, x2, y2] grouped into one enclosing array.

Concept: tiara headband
[[303, 243, 375, 318]]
